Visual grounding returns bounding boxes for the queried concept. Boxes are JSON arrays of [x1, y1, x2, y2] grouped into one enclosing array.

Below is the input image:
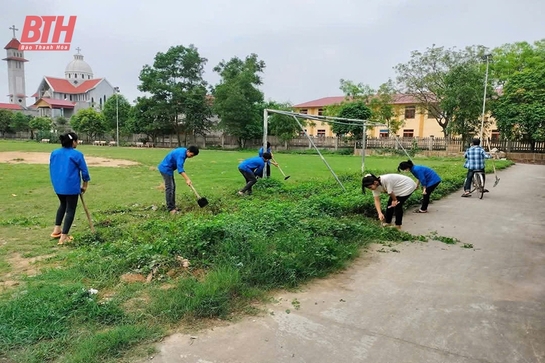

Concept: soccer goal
[[262, 109, 415, 191]]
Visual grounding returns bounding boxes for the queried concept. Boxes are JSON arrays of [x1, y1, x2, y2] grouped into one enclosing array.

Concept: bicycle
[[468, 169, 486, 199]]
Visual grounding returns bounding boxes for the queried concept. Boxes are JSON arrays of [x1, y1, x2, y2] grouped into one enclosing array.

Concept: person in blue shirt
[[397, 160, 441, 213], [462, 138, 491, 197], [238, 153, 272, 195], [158, 146, 199, 214], [49, 132, 90, 245], [258, 142, 278, 177]]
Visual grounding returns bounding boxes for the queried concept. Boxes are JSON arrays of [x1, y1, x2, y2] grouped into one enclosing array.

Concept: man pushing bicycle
[[462, 138, 491, 197]]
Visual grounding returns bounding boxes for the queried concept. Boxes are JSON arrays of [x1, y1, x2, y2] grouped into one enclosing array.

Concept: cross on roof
[[76, 47, 81, 54], [9, 25, 18, 38]]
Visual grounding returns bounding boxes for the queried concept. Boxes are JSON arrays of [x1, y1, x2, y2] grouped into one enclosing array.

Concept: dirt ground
[[0, 151, 139, 167]]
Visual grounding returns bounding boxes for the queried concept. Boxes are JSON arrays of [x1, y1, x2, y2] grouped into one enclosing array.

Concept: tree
[[70, 108, 107, 140], [333, 101, 373, 139], [178, 85, 214, 143], [491, 62, 545, 150], [490, 40, 545, 87], [394, 44, 490, 137], [29, 116, 52, 133], [54, 116, 69, 134], [127, 96, 173, 144], [444, 62, 494, 145], [138, 44, 210, 146], [10, 112, 30, 134], [213, 53, 266, 147], [368, 80, 403, 134], [102, 93, 132, 138], [0, 110, 13, 136]]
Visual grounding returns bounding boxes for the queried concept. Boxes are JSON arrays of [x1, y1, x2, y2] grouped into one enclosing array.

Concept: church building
[[1, 26, 116, 118], [32, 47, 116, 118]]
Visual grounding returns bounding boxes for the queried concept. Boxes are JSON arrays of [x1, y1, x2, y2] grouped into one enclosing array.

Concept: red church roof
[[0, 102, 23, 110], [4, 38, 21, 50], [44, 77, 103, 94]]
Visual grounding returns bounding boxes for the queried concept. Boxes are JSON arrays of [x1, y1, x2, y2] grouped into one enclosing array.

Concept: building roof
[[44, 76, 103, 94], [65, 53, 93, 75], [4, 38, 21, 50], [293, 97, 346, 108], [2, 56, 28, 62], [293, 94, 424, 108], [33, 98, 76, 109], [0, 102, 23, 110]]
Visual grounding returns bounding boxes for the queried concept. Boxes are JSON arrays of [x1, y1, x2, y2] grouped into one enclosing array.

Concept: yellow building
[[293, 95, 499, 140]]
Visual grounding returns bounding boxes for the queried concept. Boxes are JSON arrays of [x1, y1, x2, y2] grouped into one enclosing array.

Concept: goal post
[[263, 109, 391, 191]]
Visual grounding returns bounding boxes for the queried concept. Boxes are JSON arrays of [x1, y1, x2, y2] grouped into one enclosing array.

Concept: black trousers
[[55, 194, 79, 234], [421, 181, 441, 211], [239, 169, 257, 194], [464, 169, 485, 191], [385, 193, 413, 226]]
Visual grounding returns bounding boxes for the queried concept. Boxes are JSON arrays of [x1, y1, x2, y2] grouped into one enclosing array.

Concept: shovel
[[486, 139, 500, 187], [274, 161, 290, 180], [80, 193, 95, 233], [492, 160, 500, 187], [189, 184, 209, 207], [277, 166, 291, 180]]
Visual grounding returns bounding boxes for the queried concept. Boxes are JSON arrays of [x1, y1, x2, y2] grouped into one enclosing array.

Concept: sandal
[[57, 236, 74, 245], [461, 193, 472, 198], [50, 232, 61, 239], [413, 209, 427, 213]]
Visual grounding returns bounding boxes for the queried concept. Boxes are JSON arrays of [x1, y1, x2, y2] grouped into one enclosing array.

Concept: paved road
[[146, 164, 545, 363]]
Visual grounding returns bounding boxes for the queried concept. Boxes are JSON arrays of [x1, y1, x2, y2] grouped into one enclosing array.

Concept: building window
[[491, 130, 500, 142], [68, 74, 71, 78], [403, 129, 414, 138], [75, 74, 77, 78], [318, 108, 324, 116], [82, 74, 84, 78], [317, 129, 326, 137], [88, 75, 91, 79], [70, 95, 73, 101], [404, 106, 416, 119], [300, 109, 308, 114], [379, 129, 389, 138]]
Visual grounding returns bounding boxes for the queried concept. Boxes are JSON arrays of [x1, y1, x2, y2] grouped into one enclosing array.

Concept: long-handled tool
[[486, 139, 500, 187], [189, 184, 209, 207], [272, 159, 290, 180], [277, 165, 290, 180], [80, 193, 95, 233]]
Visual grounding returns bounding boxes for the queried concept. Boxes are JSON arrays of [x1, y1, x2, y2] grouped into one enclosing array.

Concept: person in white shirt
[[362, 173, 417, 229]]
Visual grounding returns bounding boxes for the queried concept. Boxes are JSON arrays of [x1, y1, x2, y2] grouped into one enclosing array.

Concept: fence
[[3, 132, 545, 153]]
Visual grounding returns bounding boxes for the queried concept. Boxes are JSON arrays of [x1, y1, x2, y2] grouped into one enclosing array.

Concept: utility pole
[[479, 54, 492, 141], [114, 87, 120, 147]]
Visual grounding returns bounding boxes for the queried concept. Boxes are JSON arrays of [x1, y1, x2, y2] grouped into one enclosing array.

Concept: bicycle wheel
[[472, 172, 485, 199]]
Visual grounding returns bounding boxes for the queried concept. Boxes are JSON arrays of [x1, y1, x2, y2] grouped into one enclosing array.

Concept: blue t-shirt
[[158, 148, 188, 176], [49, 147, 90, 195], [410, 165, 441, 188], [258, 147, 271, 165], [239, 156, 265, 175]]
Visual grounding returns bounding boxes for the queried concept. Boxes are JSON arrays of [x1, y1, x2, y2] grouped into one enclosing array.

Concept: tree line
[[1, 39, 543, 148]]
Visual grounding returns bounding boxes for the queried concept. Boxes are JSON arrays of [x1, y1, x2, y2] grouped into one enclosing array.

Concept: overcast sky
[[1, 0, 544, 106]]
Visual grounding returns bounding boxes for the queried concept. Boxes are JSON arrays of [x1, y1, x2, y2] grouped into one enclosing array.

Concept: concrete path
[[145, 164, 545, 363]]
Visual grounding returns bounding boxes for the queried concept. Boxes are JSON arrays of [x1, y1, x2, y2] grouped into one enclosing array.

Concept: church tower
[[2, 25, 28, 107]]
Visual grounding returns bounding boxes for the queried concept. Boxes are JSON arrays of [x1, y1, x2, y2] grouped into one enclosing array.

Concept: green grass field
[[0, 140, 512, 363]]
